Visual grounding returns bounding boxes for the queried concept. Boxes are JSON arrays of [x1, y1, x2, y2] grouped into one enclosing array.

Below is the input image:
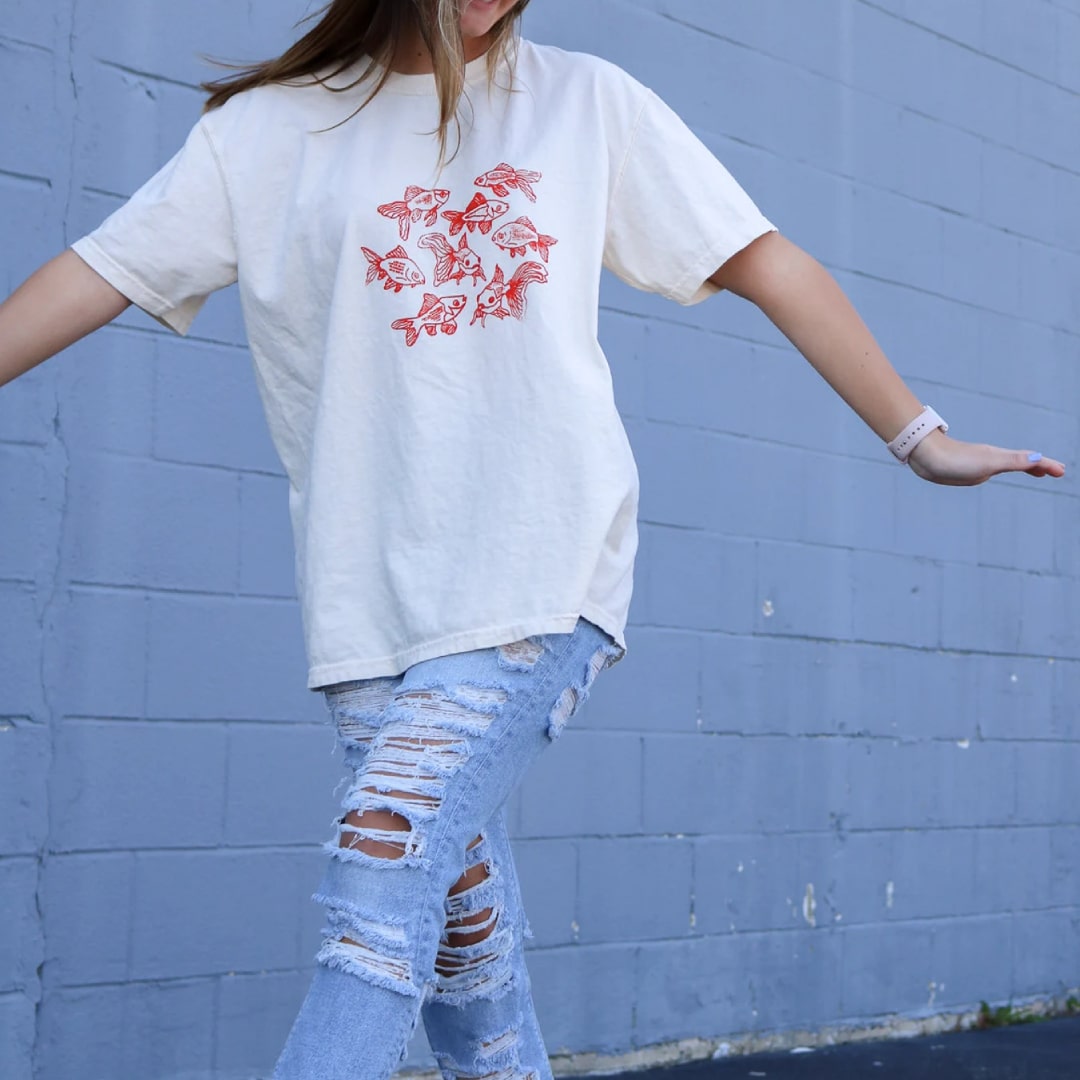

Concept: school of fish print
[[369, 163, 557, 347]]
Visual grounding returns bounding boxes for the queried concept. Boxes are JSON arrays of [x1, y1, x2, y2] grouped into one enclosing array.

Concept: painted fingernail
[[1028, 452, 1043, 463]]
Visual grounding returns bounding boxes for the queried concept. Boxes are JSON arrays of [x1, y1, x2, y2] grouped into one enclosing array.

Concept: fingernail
[[1028, 452, 1043, 463]]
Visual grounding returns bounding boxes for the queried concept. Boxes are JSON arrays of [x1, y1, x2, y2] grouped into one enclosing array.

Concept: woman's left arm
[[710, 231, 1067, 486]]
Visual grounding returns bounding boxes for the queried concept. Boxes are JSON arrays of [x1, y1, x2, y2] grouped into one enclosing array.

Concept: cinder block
[[892, 481, 979, 565], [927, 913, 1015, 1010], [1050, 827, 1080, 908], [576, 837, 692, 944], [146, 593, 320, 721], [64, 453, 240, 593], [643, 733, 844, 836], [941, 563, 1024, 653], [223, 722, 343, 846], [1018, 239, 1080, 331], [0, 42, 55, 180], [840, 920, 935, 1019], [832, 829, 978, 924], [801, 454, 897, 553], [755, 539, 854, 640], [1052, 495, 1080, 579], [0, 991, 36, 1080], [0, 858, 42, 995], [598, 309, 647, 420], [977, 826, 1055, 914], [59, 329, 156, 457], [1012, 909, 1080, 995], [155, 336, 283, 475], [513, 838, 578, 947], [851, 549, 942, 647], [975, 653, 1057, 740], [35, 979, 215, 1080], [634, 423, 714, 530], [528, 943, 637, 1054], [693, 833, 838, 936], [981, 142, 1058, 245], [584, 626, 700, 733], [942, 216, 1022, 316], [1014, 741, 1080, 825], [1015, 71, 1080, 171], [51, 720, 228, 850], [237, 473, 296, 598], [515, 730, 642, 839], [633, 934, 750, 1045], [701, 634, 897, 737], [977, 482, 1056, 574], [42, 852, 133, 986], [644, 526, 756, 633], [1019, 573, 1080, 660], [130, 849, 312, 979], [50, 586, 148, 719], [0, 444, 51, 585], [0, 720, 49, 854], [215, 969, 314, 1077]]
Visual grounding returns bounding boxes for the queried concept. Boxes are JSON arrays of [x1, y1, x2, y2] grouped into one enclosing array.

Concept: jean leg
[[421, 807, 553, 1080], [272, 620, 621, 1080]]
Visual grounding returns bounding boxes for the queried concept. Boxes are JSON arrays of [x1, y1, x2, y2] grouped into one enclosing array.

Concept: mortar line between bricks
[[56, 714, 327, 726], [89, 445, 286, 479], [94, 56, 205, 92], [655, 5, 1080, 180], [96, 319, 251, 352], [0, 166, 53, 189], [0, 32, 52, 55], [47, 824, 1080, 858], [507, 823, 1078, 842], [641, 624, 1080, 657], [66, 580, 298, 602]]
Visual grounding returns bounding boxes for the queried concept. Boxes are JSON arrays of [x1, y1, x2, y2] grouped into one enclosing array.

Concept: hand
[[906, 429, 1067, 486]]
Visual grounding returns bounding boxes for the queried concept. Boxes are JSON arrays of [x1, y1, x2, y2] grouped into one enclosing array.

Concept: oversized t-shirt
[[69, 39, 777, 689]]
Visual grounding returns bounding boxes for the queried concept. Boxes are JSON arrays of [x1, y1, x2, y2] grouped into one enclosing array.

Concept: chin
[[460, 0, 506, 38]]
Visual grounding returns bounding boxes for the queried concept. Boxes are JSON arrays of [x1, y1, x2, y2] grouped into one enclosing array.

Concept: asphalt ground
[[626, 1016, 1080, 1080]]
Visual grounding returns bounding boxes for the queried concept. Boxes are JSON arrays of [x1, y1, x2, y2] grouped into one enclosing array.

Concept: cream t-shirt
[[70, 39, 777, 689]]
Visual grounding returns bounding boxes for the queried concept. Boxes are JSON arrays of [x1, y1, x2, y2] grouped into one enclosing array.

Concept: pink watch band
[[887, 405, 949, 464]]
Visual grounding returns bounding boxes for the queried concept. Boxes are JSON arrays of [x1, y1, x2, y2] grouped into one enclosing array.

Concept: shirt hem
[[307, 606, 627, 689]]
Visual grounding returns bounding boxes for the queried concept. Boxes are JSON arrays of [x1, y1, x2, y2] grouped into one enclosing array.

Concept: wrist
[[886, 404, 949, 464]]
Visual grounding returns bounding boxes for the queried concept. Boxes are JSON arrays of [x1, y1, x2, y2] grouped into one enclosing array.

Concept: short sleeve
[[69, 114, 238, 335], [604, 88, 777, 306]]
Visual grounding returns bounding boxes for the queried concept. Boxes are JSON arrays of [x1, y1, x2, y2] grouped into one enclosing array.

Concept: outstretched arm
[[0, 249, 131, 388], [709, 231, 1066, 486]]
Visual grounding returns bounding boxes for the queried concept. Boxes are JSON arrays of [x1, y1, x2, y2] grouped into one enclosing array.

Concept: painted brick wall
[[1, 1, 1078, 1077]]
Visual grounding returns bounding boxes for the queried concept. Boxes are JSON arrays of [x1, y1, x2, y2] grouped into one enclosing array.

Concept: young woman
[[0, 1, 1066, 1077]]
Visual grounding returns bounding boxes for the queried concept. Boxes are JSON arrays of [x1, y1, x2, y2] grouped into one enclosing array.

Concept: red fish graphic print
[[474, 163, 542, 203], [361, 244, 426, 292], [441, 192, 510, 236], [470, 262, 548, 327], [377, 186, 451, 241], [491, 216, 558, 263], [392, 293, 468, 348], [417, 232, 486, 286]]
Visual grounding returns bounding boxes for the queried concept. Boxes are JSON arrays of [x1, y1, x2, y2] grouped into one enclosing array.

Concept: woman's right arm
[[0, 250, 132, 388]]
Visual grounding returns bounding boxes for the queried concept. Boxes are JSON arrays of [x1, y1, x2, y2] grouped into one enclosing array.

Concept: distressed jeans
[[272, 617, 623, 1080]]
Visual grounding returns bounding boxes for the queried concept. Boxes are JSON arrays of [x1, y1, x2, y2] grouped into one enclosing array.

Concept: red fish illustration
[[470, 262, 548, 327], [377, 186, 451, 241], [491, 216, 558, 263], [474, 162, 542, 203], [441, 192, 510, 236], [361, 244, 426, 292], [417, 232, 486, 287], [391, 293, 468, 348]]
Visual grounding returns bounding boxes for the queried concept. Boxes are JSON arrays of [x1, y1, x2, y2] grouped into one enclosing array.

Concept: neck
[[391, 27, 493, 75]]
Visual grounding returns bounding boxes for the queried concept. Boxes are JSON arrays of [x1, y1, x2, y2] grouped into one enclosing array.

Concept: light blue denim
[[273, 616, 623, 1080]]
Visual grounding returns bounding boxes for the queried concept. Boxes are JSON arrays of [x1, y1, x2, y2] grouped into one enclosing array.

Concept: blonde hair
[[199, 0, 529, 165]]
